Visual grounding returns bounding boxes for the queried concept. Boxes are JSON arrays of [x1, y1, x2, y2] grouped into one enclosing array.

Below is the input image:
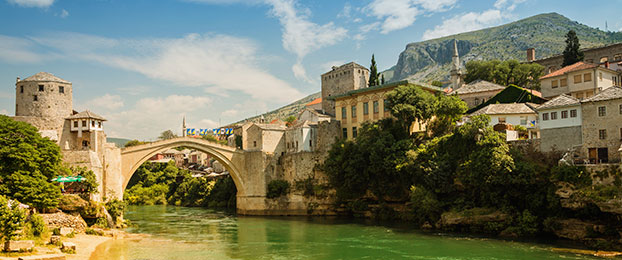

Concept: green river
[[90, 205, 600, 259]]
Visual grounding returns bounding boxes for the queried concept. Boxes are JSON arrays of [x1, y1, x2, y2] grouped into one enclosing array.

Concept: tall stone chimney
[[526, 48, 535, 62]]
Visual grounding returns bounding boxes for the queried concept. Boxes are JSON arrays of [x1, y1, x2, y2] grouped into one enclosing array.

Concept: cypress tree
[[562, 30, 584, 67], [381, 74, 385, 85], [369, 54, 379, 86]]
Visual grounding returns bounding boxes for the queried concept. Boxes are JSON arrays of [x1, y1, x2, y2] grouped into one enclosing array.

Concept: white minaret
[[450, 39, 463, 89], [182, 116, 187, 137]]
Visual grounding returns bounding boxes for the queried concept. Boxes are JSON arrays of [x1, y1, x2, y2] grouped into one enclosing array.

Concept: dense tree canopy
[[0, 115, 61, 210], [562, 30, 584, 67], [464, 60, 544, 90]]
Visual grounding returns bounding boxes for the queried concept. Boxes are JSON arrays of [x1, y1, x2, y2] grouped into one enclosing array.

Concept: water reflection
[[90, 205, 598, 260]]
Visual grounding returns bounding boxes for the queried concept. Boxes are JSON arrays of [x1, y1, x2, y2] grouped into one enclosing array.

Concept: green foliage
[[284, 115, 297, 127], [369, 54, 379, 86], [266, 180, 290, 199], [29, 214, 46, 237], [386, 84, 438, 132], [410, 185, 442, 224], [0, 195, 26, 241], [0, 115, 62, 210], [431, 80, 443, 87], [70, 166, 98, 194], [85, 228, 104, 236], [464, 60, 544, 90], [105, 199, 126, 224], [201, 134, 228, 145], [158, 130, 177, 140], [125, 183, 169, 205], [124, 139, 149, 147], [551, 165, 591, 187], [562, 30, 585, 66]]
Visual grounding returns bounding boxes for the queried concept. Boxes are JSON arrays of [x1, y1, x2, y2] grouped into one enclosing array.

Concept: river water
[[90, 205, 599, 259]]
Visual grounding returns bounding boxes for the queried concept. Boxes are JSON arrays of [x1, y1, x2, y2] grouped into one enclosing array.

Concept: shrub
[[0, 195, 26, 241], [29, 214, 46, 237], [266, 180, 290, 199], [410, 185, 442, 224], [105, 199, 126, 223]]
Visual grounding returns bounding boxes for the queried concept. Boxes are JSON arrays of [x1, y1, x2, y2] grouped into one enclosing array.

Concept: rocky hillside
[[232, 92, 321, 125], [385, 13, 622, 83]]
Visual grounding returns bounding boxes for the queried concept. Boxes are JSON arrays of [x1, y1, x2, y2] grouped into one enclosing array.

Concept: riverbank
[[0, 233, 113, 260]]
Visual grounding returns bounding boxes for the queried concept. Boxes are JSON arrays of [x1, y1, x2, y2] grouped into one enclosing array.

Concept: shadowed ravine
[[89, 205, 599, 260]]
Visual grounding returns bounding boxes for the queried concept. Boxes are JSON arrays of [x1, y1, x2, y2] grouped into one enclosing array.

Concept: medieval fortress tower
[[12, 72, 123, 201]]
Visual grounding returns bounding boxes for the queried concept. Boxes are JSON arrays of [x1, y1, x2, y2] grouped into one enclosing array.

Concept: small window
[[33, 95, 38, 101], [342, 128, 348, 138], [373, 101, 379, 113], [599, 72, 603, 81], [574, 74, 582, 84], [520, 116, 527, 125], [59, 86, 64, 93], [309, 139, 312, 147], [542, 113, 549, 121], [253, 141, 257, 147], [383, 99, 390, 111], [561, 110, 568, 119], [341, 107, 347, 119], [599, 129, 607, 140], [352, 127, 357, 138], [82, 120, 87, 127], [296, 141, 298, 149], [600, 56, 608, 63], [560, 78, 567, 87], [73, 121, 78, 127], [598, 106, 606, 117], [570, 109, 577, 118], [92, 120, 95, 127], [20, 86, 23, 93], [38, 85, 44, 91], [351, 105, 357, 118], [98, 121, 101, 128], [498, 117, 506, 124], [287, 143, 290, 149], [82, 140, 89, 148], [576, 93, 583, 99], [551, 80, 558, 88], [551, 112, 558, 120], [363, 102, 369, 115], [584, 73, 592, 82]]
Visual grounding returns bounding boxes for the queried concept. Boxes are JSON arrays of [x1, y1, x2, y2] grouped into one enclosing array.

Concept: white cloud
[[104, 95, 212, 139], [266, 0, 347, 81], [23, 32, 301, 103], [494, 0, 525, 11], [422, 9, 503, 40], [0, 35, 45, 63], [221, 109, 238, 118], [338, 2, 352, 19], [6, 0, 53, 8], [59, 9, 69, 18], [365, 0, 456, 34], [86, 94, 124, 111]]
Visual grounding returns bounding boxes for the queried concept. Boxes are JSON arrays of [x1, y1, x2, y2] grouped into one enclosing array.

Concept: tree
[[124, 140, 148, 147], [381, 74, 385, 85], [284, 115, 297, 127], [431, 80, 443, 87], [0, 115, 61, 210], [0, 195, 25, 242], [562, 30, 584, 67], [385, 84, 437, 132], [369, 54, 379, 86], [429, 94, 467, 137], [464, 60, 544, 90], [158, 130, 177, 140]]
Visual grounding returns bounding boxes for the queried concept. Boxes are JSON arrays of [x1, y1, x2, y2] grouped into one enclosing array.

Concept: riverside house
[[536, 94, 582, 153], [580, 86, 622, 163], [539, 61, 620, 100], [470, 103, 539, 141]]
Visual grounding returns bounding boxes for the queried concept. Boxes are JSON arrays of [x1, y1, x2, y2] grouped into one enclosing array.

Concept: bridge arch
[[119, 137, 246, 198]]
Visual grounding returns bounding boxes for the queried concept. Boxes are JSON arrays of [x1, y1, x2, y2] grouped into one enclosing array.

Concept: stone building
[[244, 124, 287, 154], [331, 80, 439, 140], [450, 80, 505, 109], [536, 94, 582, 152], [11, 72, 122, 201], [530, 42, 622, 74], [580, 86, 622, 163], [321, 62, 369, 116], [539, 62, 620, 99], [470, 103, 540, 141], [305, 97, 322, 111]]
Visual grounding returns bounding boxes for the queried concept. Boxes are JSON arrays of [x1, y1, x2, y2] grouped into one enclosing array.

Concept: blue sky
[[1, 0, 621, 140]]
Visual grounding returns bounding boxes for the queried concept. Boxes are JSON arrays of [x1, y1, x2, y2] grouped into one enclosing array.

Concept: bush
[[29, 214, 46, 237], [105, 199, 126, 223], [0, 195, 26, 241], [410, 185, 442, 225], [266, 180, 290, 199]]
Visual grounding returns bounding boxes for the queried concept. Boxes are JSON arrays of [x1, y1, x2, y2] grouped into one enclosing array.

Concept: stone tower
[[321, 62, 369, 116], [15, 72, 73, 119], [450, 40, 464, 90], [182, 115, 187, 137], [14, 72, 73, 143]]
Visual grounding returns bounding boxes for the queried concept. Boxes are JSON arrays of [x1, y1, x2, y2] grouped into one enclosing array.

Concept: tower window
[[98, 121, 101, 128], [73, 121, 78, 128], [33, 95, 38, 101], [59, 86, 64, 93], [92, 120, 95, 127], [38, 85, 44, 92], [20, 86, 23, 93], [82, 120, 87, 127]]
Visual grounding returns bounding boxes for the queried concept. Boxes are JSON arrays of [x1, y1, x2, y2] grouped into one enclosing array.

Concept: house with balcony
[[539, 61, 620, 100], [470, 103, 539, 141]]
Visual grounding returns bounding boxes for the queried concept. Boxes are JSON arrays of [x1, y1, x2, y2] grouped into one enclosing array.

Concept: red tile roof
[[306, 97, 322, 106], [540, 61, 598, 79]]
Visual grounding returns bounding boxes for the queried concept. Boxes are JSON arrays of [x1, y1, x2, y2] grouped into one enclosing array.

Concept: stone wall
[[581, 99, 622, 163], [534, 43, 622, 73], [321, 63, 370, 116], [15, 80, 72, 120], [540, 126, 582, 152], [102, 143, 123, 200]]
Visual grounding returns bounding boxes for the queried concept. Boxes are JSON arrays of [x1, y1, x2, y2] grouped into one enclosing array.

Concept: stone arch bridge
[[102, 137, 271, 215]]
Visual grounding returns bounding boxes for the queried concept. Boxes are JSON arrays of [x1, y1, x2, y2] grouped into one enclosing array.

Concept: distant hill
[[384, 13, 622, 83], [232, 92, 321, 125], [107, 137, 131, 148]]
